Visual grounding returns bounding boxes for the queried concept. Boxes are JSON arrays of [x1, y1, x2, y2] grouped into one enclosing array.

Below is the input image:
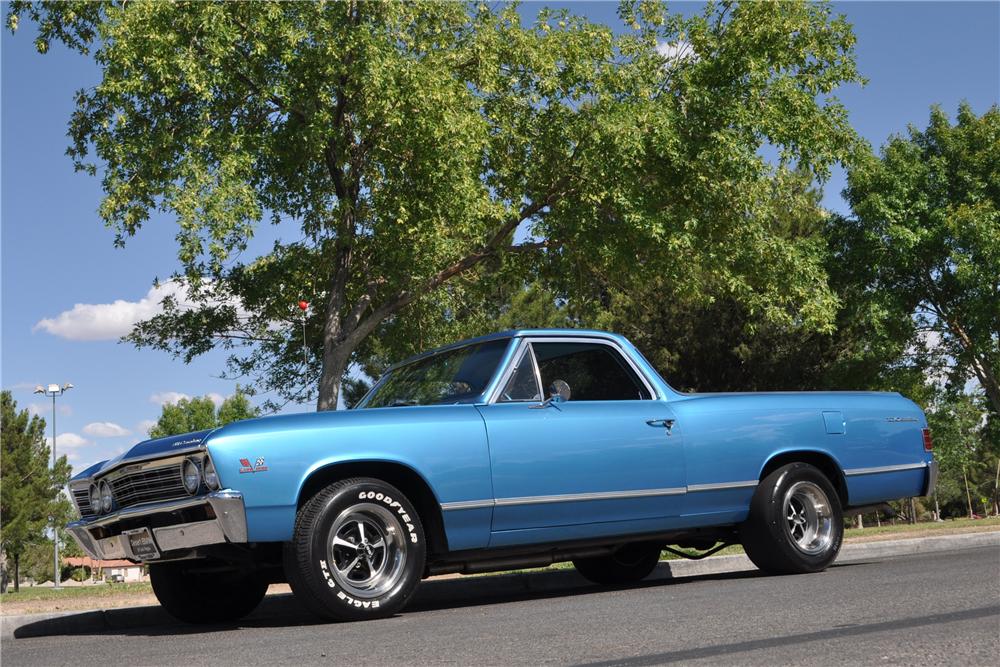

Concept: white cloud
[[137, 419, 158, 437], [46, 432, 90, 450], [27, 402, 72, 417], [32, 280, 237, 342], [82, 421, 131, 438], [149, 391, 191, 406], [656, 40, 698, 65], [206, 392, 226, 407]]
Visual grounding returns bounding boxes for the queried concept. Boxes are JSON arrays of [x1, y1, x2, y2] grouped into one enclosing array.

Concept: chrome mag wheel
[[327, 503, 407, 598], [782, 480, 834, 555]]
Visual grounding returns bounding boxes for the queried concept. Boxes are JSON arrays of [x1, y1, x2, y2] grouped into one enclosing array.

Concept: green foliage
[[148, 387, 260, 438], [0, 391, 73, 590], [842, 103, 1000, 419], [927, 391, 997, 518], [9, 1, 863, 410]]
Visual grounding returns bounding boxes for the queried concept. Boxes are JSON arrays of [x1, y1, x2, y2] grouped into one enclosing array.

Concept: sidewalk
[[4, 530, 997, 640]]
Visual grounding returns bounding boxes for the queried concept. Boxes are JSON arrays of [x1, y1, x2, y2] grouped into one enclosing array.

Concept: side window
[[499, 346, 541, 402], [531, 342, 651, 401]]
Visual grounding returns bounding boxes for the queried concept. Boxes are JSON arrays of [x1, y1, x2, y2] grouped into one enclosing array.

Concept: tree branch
[[346, 187, 569, 347]]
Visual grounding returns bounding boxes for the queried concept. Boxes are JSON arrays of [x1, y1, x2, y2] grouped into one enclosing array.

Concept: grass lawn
[[1, 582, 152, 604], [844, 515, 1000, 539]]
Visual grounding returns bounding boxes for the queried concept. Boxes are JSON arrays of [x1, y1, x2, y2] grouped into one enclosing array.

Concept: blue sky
[[2, 1, 998, 471]]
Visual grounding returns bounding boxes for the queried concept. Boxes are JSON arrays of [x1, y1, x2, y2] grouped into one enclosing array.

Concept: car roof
[[386, 329, 626, 371]]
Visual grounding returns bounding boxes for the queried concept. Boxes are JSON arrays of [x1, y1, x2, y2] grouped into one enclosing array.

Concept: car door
[[476, 337, 685, 544]]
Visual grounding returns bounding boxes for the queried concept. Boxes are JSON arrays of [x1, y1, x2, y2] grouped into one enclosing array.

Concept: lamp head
[[34, 385, 45, 394]]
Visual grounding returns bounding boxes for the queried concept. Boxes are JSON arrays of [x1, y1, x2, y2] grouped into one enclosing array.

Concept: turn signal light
[[922, 428, 933, 452]]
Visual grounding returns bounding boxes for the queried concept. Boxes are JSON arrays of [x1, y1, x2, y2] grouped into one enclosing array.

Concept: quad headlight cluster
[[87, 480, 114, 515], [181, 456, 222, 495]]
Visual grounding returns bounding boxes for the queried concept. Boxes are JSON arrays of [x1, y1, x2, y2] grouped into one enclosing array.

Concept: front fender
[[204, 405, 490, 542]]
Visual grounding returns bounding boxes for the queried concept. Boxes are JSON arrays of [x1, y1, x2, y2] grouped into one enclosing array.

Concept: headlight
[[203, 458, 220, 490], [88, 483, 101, 513], [98, 480, 113, 513], [182, 458, 201, 494]]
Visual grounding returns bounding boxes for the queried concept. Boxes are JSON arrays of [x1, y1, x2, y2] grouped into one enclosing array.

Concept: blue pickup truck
[[67, 329, 936, 623]]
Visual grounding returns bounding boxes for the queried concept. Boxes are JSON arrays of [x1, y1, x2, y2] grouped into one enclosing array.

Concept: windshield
[[360, 338, 511, 408]]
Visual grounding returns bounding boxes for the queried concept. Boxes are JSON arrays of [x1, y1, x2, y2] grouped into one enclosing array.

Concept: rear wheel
[[573, 542, 662, 585], [740, 462, 844, 574], [284, 477, 426, 622], [149, 560, 268, 624]]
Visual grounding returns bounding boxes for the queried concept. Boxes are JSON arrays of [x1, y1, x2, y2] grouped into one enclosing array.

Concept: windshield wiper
[[389, 399, 419, 407]]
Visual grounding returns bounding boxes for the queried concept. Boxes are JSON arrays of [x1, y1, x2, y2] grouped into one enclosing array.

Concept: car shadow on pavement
[[13, 565, 769, 639]]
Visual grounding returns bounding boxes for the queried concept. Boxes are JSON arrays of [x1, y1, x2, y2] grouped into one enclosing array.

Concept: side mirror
[[548, 379, 571, 403], [531, 379, 571, 409]]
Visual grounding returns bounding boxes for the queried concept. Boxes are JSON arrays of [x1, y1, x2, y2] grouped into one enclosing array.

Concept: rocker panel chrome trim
[[686, 480, 759, 492], [843, 462, 928, 476], [441, 487, 686, 511]]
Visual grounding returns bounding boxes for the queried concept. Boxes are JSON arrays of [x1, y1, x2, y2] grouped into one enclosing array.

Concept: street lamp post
[[34, 382, 73, 590]]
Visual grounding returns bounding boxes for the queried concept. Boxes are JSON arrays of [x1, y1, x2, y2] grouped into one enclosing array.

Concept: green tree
[[0, 391, 72, 592], [928, 391, 991, 519], [148, 388, 260, 438], [842, 104, 1000, 418], [10, 1, 863, 410]]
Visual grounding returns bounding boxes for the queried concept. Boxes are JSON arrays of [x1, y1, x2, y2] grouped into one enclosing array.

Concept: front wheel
[[740, 462, 844, 574], [284, 477, 426, 622], [573, 542, 662, 585], [149, 560, 268, 624]]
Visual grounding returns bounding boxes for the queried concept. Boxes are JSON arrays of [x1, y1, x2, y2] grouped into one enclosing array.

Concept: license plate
[[125, 528, 160, 560]]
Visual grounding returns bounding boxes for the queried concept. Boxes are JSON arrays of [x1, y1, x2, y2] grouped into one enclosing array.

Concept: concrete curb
[[4, 530, 998, 640]]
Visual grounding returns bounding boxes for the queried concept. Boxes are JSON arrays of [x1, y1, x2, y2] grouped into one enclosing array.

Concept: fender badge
[[885, 417, 918, 423], [239, 457, 268, 473]]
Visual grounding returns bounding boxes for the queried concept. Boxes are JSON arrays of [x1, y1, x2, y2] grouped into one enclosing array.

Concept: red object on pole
[[298, 300, 309, 311]]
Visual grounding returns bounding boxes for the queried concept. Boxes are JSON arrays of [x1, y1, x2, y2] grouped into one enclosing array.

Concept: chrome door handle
[[646, 418, 676, 434]]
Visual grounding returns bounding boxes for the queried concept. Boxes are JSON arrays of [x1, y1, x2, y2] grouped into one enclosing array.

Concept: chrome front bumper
[[66, 490, 248, 562]]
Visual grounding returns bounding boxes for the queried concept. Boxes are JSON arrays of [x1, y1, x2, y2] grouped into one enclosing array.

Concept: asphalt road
[[3, 547, 998, 666]]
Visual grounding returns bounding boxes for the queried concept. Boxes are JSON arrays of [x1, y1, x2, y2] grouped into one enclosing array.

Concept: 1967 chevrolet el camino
[[67, 329, 936, 623]]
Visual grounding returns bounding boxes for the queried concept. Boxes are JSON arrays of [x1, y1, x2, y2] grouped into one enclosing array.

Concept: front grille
[[73, 487, 94, 518], [108, 463, 189, 509]]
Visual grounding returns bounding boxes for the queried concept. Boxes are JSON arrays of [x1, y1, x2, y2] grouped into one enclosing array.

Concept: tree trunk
[[993, 458, 1000, 517], [317, 340, 353, 412], [854, 514, 863, 529], [963, 468, 974, 519], [13, 554, 19, 594]]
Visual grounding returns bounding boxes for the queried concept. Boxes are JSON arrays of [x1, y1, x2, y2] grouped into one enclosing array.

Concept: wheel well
[[297, 461, 449, 556], [759, 450, 849, 507]]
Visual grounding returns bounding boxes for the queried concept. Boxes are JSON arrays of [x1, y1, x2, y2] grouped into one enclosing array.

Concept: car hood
[[71, 429, 216, 481]]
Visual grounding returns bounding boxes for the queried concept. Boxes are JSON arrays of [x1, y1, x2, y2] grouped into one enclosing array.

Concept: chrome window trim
[[488, 339, 530, 404], [486, 336, 657, 404], [441, 486, 686, 511], [495, 341, 544, 403], [843, 462, 928, 476], [686, 480, 759, 492]]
